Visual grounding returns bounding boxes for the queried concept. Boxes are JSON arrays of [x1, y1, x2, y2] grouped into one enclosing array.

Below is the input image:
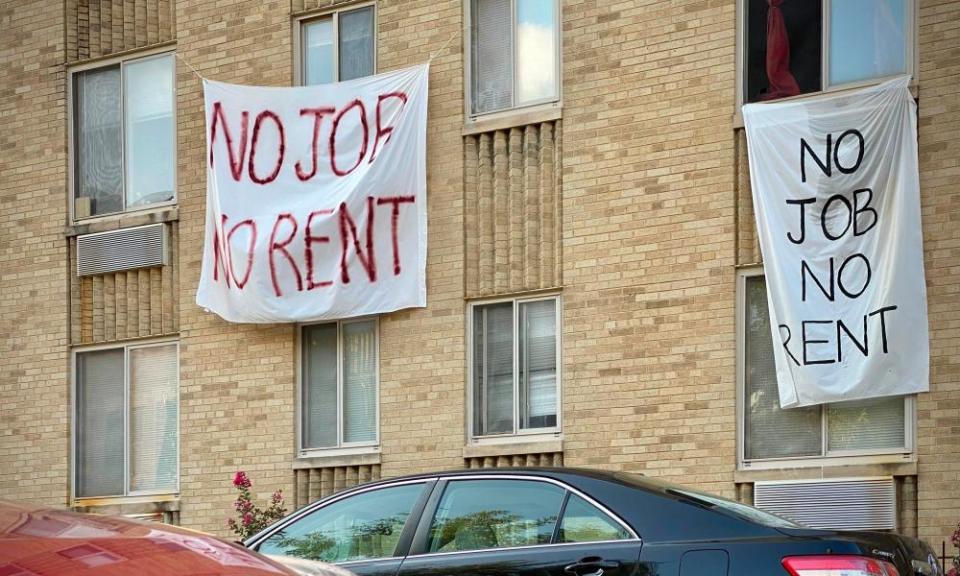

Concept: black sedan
[[244, 468, 939, 576]]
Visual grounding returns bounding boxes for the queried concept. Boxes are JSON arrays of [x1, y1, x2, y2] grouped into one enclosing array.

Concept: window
[[299, 5, 375, 85], [427, 479, 564, 552], [557, 494, 631, 543], [258, 483, 425, 562], [74, 341, 179, 499], [739, 272, 911, 464], [301, 319, 378, 453], [470, 297, 560, 439], [72, 52, 175, 219], [468, 0, 559, 115], [742, 0, 912, 103]]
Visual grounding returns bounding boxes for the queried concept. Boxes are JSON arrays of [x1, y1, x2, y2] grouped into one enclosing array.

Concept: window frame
[[464, 0, 563, 120], [293, 1, 378, 87], [297, 316, 381, 458], [466, 294, 562, 444], [67, 46, 177, 224], [70, 338, 180, 502], [734, 0, 918, 108], [735, 266, 916, 470]]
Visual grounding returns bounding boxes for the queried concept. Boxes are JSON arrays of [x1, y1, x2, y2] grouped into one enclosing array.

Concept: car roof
[[327, 466, 658, 493], [0, 500, 303, 575]]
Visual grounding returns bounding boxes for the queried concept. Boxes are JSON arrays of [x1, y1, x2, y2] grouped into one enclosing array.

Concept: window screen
[[76, 349, 125, 498]]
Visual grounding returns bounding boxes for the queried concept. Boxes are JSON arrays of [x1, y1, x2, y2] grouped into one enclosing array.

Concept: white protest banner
[[197, 64, 428, 323], [743, 76, 928, 408]]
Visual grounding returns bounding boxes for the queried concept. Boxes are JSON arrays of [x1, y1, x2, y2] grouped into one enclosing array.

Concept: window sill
[[66, 206, 178, 238], [294, 449, 381, 469], [735, 457, 916, 483], [463, 103, 562, 136], [464, 436, 563, 459], [71, 494, 179, 515], [732, 80, 919, 130]]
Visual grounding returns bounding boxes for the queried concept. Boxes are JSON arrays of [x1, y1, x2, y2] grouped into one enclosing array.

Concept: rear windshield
[[613, 472, 801, 529], [668, 488, 801, 529]]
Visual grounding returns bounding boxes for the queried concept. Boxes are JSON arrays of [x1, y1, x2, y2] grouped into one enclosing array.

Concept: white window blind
[[472, 0, 513, 114], [129, 344, 179, 493], [519, 299, 557, 430], [342, 320, 376, 443], [474, 302, 514, 436], [303, 324, 339, 449]]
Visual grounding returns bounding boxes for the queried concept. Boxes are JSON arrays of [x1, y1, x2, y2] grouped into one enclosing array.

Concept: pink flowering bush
[[226, 471, 287, 540], [947, 523, 960, 576]]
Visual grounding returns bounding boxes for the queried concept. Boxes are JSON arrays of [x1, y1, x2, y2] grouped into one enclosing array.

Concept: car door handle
[[564, 557, 621, 576]]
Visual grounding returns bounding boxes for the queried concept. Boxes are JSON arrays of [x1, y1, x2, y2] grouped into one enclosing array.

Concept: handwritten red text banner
[[197, 64, 428, 323]]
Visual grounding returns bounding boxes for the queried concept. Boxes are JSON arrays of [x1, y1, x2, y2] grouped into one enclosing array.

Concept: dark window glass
[[427, 480, 564, 553], [745, 0, 821, 103], [258, 483, 424, 562], [557, 494, 630, 543]]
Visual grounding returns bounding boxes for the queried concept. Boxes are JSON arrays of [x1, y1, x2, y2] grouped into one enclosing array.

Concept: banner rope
[[175, 52, 205, 80], [428, 31, 459, 63]]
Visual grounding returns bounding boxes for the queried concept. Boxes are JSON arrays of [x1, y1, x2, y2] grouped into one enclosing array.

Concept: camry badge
[[872, 549, 896, 561]]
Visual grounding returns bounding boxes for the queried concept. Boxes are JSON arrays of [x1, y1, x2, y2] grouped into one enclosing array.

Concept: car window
[[258, 483, 425, 563], [426, 479, 565, 553], [557, 494, 632, 543]]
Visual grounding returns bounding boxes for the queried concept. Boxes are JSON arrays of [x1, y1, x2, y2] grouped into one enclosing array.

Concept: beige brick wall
[[560, 0, 738, 495], [0, 0, 70, 506], [0, 0, 958, 547], [174, 0, 298, 533], [915, 0, 960, 545]]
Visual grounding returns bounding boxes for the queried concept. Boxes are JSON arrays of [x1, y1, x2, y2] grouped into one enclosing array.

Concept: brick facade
[[0, 0, 957, 548]]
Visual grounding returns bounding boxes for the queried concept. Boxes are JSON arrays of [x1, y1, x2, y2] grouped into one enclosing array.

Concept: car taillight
[[782, 555, 901, 576]]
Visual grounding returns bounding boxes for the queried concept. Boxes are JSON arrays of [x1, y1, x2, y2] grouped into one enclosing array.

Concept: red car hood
[[0, 500, 300, 575]]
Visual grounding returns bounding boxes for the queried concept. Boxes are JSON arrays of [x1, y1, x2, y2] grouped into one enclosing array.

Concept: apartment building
[[1, 0, 958, 547]]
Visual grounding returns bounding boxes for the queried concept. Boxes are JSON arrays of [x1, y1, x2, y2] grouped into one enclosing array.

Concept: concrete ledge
[[462, 105, 562, 136], [66, 207, 179, 237], [293, 451, 382, 470], [734, 461, 918, 483], [463, 438, 563, 460]]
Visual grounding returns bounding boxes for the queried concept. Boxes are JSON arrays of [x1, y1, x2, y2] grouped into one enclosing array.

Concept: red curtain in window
[[761, 0, 800, 101]]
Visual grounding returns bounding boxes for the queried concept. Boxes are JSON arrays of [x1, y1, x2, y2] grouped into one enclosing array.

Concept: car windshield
[[613, 472, 802, 529]]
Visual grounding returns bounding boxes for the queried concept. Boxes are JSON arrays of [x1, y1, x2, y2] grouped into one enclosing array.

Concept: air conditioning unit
[[753, 477, 896, 531], [76, 224, 169, 277]]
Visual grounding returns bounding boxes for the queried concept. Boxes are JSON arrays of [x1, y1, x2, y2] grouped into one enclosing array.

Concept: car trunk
[[776, 526, 940, 576]]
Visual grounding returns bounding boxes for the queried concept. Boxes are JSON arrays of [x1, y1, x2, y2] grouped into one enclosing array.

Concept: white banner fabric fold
[[743, 76, 928, 408], [197, 64, 428, 323]]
